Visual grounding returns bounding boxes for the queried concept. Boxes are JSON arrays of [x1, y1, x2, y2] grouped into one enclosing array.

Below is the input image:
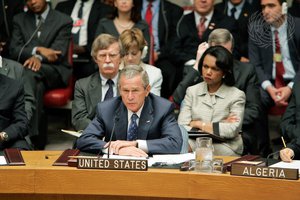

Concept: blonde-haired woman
[[119, 28, 162, 96]]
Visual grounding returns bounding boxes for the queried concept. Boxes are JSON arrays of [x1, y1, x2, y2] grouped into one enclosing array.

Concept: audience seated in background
[[94, 0, 150, 62], [248, 0, 300, 157], [215, 0, 256, 61], [76, 65, 182, 156], [119, 28, 162, 96], [0, 74, 30, 150], [173, 29, 261, 155], [55, 0, 113, 79], [140, 0, 183, 98], [9, 0, 72, 148], [280, 81, 300, 162], [0, 0, 24, 57], [72, 34, 121, 131], [178, 46, 245, 156]]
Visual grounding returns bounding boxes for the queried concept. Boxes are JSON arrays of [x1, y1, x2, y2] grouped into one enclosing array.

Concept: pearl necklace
[[115, 18, 134, 29]]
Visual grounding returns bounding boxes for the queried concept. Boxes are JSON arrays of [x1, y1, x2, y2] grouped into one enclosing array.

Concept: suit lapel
[[137, 97, 154, 140], [114, 103, 128, 140], [0, 76, 8, 100], [88, 74, 103, 112]]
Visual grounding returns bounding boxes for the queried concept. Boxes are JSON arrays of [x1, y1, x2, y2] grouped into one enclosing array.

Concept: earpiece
[[141, 46, 148, 59], [282, 2, 288, 15]]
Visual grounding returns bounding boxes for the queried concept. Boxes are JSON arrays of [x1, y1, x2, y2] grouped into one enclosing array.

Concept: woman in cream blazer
[[178, 46, 245, 156]]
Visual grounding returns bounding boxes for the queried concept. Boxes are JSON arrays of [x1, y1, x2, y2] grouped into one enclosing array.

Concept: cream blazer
[[178, 82, 246, 154]]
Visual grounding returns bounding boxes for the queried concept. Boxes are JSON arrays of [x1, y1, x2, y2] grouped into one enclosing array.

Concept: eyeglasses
[[97, 53, 120, 60]]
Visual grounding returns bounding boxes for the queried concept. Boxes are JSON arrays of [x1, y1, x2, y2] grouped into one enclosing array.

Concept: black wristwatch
[[0, 132, 8, 141]]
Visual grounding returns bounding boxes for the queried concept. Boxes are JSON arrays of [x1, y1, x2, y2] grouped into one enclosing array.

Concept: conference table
[[0, 151, 299, 200]]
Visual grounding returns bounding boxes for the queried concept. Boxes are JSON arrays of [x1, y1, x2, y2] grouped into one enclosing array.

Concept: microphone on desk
[[107, 115, 119, 159], [266, 150, 280, 167]]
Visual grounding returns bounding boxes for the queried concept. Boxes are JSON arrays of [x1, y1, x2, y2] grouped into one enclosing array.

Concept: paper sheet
[[270, 160, 300, 174], [0, 156, 7, 165], [61, 129, 82, 137]]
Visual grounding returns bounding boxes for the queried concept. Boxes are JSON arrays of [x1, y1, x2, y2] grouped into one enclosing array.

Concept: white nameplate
[[76, 157, 148, 171]]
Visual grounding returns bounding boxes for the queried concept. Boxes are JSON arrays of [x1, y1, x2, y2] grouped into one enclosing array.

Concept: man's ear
[[145, 85, 151, 96]]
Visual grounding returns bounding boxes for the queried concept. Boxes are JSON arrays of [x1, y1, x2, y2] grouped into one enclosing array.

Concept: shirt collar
[[0, 56, 2, 68], [227, 0, 245, 12], [36, 4, 50, 21], [127, 103, 144, 121], [194, 9, 214, 25], [100, 72, 119, 86]]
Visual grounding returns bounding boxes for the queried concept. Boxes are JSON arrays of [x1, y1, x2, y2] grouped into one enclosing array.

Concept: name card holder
[[74, 156, 148, 171], [231, 164, 299, 180]]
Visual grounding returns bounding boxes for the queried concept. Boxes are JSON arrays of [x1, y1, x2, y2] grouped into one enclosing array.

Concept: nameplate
[[77, 157, 148, 171], [231, 164, 299, 180]]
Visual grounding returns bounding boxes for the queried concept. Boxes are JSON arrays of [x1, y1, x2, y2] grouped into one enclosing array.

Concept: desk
[[0, 151, 299, 200]]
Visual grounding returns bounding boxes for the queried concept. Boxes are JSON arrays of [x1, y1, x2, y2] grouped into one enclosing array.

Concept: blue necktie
[[127, 114, 138, 141], [104, 79, 114, 100]]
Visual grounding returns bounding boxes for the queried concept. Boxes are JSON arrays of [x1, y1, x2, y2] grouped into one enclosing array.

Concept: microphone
[[107, 115, 119, 159], [17, 17, 44, 62], [266, 150, 280, 167]]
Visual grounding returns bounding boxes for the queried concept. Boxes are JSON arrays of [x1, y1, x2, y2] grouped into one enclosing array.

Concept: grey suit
[[72, 72, 119, 131], [76, 93, 182, 155], [0, 58, 23, 80]]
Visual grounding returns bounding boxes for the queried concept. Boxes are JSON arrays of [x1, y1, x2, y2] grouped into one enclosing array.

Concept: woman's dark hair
[[198, 45, 235, 86], [109, 0, 141, 23]]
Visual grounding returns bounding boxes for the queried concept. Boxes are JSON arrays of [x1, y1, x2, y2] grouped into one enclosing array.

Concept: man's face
[[194, 0, 215, 16], [26, 0, 47, 14], [230, 0, 243, 5], [95, 42, 121, 79], [119, 74, 150, 113], [261, 0, 283, 25]]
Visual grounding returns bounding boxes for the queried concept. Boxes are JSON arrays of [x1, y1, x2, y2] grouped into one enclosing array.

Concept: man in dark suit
[[72, 34, 121, 131], [173, 29, 261, 154], [76, 65, 182, 156], [55, 0, 113, 79], [0, 74, 29, 150], [248, 0, 300, 156], [174, 0, 239, 67], [280, 81, 300, 161], [0, 0, 24, 57], [140, 0, 183, 98], [215, 0, 256, 60], [9, 0, 72, 146]]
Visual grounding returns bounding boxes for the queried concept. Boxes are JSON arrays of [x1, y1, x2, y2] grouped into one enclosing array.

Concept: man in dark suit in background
[[55, 0, 113, 79], [173, 29, 261, 155], [72, 34, 121, 131], [0, 0, 24, 57], [76, 65, 182, 156], [0, 74, 29, 150], [174, 0, 239, 68], [280, 81, 300, 162], [248, 0, 300, 156], [140, 0, 183, 98], [9, 0, 72, 149], [215, 0, 256, 61]]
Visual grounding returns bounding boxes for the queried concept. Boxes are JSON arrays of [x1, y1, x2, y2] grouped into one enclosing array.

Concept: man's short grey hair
[[118, 64, 149, 89], [91, 34, 121, 59], [208, 28, 234, 50]]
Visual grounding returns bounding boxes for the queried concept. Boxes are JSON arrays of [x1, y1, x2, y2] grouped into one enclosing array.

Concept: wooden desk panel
[[0, 151, 299, 200]]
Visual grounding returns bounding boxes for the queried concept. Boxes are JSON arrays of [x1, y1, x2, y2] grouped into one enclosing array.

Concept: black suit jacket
[[55, 0, 112, 54], [249, 16, 300, 85], [76, 93, 182, 155], [9, 8, 73, 85], [280, 81, 300, 159], [215, 1, 255, 58], [175, 10, 239, 63], [0, 74, 28, 147], [141, 0, 183, 59]]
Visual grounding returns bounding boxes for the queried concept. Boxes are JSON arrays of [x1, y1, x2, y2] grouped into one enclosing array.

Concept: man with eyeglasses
[[72, 34, 121, 131]]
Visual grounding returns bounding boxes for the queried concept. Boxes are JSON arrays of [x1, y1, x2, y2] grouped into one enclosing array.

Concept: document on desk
[[270, 160, 300, 174], [102, 153, 195, 167], [61, 129, 82, 137], [0, 156, 7, 165]]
